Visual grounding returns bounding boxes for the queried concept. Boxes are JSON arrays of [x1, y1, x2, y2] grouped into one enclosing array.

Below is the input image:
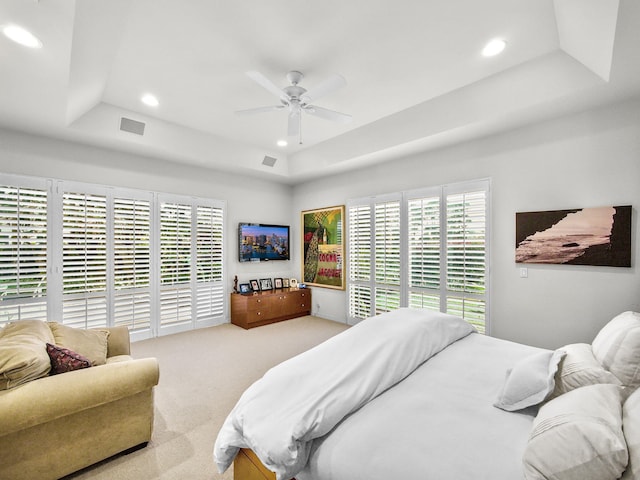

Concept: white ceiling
[[0, 0, 638, 184]]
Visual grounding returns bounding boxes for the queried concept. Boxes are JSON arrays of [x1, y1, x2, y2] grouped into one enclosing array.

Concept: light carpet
[[65, 316, 349, 480]]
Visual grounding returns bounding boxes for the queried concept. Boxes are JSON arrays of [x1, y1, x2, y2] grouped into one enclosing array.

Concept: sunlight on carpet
[[63, 316, 349, 480]]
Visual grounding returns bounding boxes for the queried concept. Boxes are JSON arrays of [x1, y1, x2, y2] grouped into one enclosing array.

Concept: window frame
[[0, 173, 226, 340], [346, 179, 491, 333]]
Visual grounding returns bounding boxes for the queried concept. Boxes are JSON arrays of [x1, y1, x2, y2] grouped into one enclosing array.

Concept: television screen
[[239, 223, 290, 262]]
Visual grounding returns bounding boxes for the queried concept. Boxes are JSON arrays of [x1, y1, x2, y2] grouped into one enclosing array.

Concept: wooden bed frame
[[234, 448, 296, 480]]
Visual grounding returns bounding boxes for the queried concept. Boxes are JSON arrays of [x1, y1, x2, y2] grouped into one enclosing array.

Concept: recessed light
[[482, 38, 506, 57], [141, 93, 159, 107], [2, 24, 43, 49], [277, 140, 288, 147]]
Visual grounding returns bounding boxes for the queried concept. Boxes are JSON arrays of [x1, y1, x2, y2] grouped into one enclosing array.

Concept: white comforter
[[213, 308, 475, 480], [298, 333, 545, 480]]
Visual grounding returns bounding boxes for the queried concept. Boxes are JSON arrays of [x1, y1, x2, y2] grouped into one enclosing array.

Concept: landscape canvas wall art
[[515, 205, 632, 267]]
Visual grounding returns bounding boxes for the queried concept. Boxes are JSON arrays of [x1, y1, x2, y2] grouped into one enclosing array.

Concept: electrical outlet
[[519, 268, 528, 278]]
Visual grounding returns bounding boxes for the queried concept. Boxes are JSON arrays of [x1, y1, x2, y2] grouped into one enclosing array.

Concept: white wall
[[2, 98, 638, 349], [0, 129, 298, 308], [292, 98, 640, 349]]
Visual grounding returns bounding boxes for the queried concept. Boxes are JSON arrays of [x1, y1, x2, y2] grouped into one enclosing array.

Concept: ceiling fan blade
[[303, 105, 352, 124], [246, 71, 286, 100], [287, 110, 300, 137], [235, 105, 284, 115], [300, 74, 346, 103]]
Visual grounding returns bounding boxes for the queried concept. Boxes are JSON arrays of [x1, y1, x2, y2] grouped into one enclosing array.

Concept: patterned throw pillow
[[46, 343, 92, 374]]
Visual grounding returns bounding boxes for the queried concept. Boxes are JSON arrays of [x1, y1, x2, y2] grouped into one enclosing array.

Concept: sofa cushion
[[0, 320, 54, 390], [46, 343, 91, 374], [48, 323, 110, 366]]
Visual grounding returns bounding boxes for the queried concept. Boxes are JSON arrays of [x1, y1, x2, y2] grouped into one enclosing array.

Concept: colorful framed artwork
[[515, 205, 632, 267], [249, 279, 260, 292], [301, 205, 345, 289], [239, 283, 251, 294]]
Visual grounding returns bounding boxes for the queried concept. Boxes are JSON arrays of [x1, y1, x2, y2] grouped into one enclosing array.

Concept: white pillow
[[550, 343, 622, 398], [494, 349, 565, 412], [523, 384, 628, 480], [592, 311, 640, 389], [622, 387, 640, 479]]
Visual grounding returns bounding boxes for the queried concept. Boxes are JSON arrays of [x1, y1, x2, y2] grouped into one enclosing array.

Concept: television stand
[[230, 288, 311, 329]]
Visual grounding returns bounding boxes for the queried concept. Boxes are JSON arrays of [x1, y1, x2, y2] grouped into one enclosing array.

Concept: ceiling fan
[[236, 70, 352, 144]]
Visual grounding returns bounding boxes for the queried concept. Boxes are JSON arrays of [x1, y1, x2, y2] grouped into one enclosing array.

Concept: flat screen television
[[238, 223, 290, 262]]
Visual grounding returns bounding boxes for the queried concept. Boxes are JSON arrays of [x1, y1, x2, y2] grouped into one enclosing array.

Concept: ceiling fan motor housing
[[284, 85, 307, 101], [286, 70, 304, 85]]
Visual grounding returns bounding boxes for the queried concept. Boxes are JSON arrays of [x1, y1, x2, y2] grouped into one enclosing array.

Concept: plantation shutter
[[347, 204, 372, 319], [159, 202, 192, 329], [195, 205, 224, 322], [347, 180, 489, 331], [0, 174, 225, 336], [445, 189, 487, 333], [408, 195, 441, 311], [374, 200, 401, 313], [62, 192, 108, 328], [0, 184, 48, 323], [113, 197, 151, 333]]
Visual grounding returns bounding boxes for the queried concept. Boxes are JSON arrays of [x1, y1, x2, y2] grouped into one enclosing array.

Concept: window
[[347, 180, 489, 333], [347, 204, 371, 320], [62, 191, 108, 328], [0, 182, 48, 323], [113, 197, 151, 332], [195, 205, 224, 322], [159, 201, 193, 329], [0, 174, 225, 339], [157, 198, 225, 336]]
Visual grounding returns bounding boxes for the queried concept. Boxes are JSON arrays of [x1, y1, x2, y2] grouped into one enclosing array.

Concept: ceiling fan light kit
[[237, 70, 352, 144]]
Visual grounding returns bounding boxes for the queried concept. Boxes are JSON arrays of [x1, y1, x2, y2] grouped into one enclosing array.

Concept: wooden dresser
[[230, 288, 311, 329]]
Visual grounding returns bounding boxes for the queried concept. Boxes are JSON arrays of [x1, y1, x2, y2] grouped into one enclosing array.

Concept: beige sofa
[[0, 321, 159, 480]]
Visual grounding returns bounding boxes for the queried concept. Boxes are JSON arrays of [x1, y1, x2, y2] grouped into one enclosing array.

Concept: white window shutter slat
[[195, 205, 224, 322], [113, 197, 151, 331], [62, 192, 108, 328], [0, 185, 48, 325], [1, 175, 225, 335], [347, 181, 488, 332], [374, 201, 401, 286]]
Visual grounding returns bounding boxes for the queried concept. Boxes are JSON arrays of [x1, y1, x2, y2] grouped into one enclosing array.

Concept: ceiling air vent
[[119, 117, 145, 136], [262, 155, 277, 167]]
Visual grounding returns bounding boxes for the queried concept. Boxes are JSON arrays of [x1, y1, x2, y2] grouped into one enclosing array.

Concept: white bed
[[215, 309, 640, 480], [298, 333, 542, 480]]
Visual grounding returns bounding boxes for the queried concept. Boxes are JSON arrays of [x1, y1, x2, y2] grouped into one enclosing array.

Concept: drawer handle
[[257, 312, 261, 316]]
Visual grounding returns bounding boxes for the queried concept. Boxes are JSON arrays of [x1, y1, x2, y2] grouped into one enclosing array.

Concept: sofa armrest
[[106, 325, 131, 357], [0, 357, 159, 436]]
